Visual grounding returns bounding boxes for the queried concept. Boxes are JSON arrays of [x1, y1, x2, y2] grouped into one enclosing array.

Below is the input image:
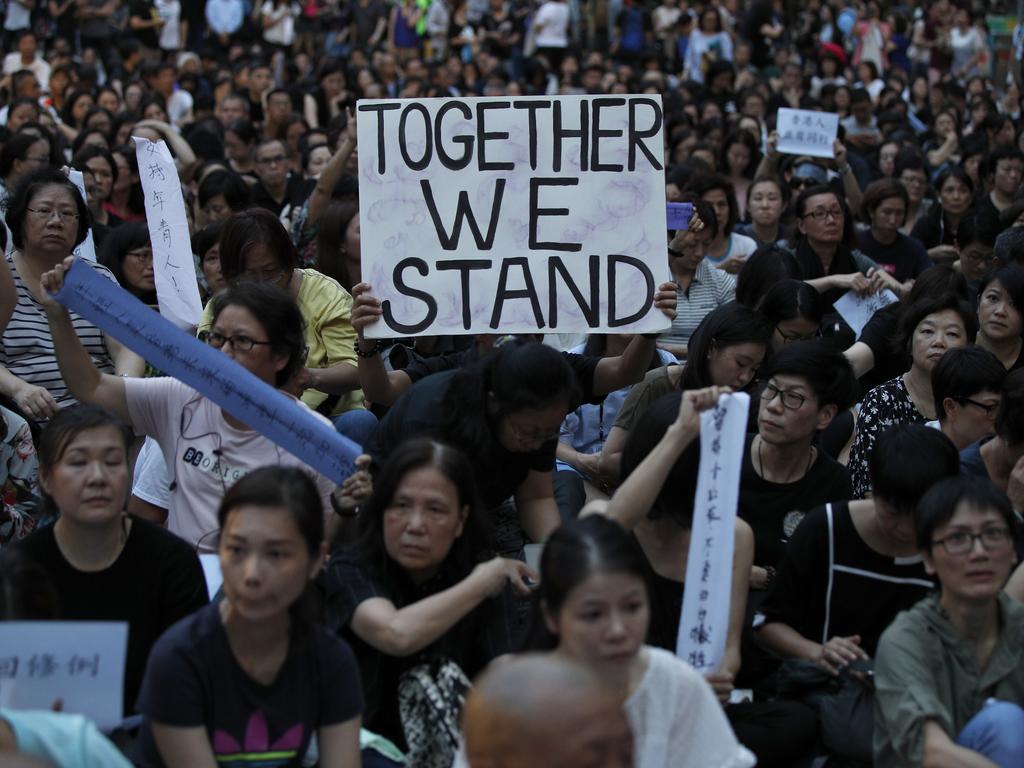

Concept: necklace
[[757, 436, 815, 484]]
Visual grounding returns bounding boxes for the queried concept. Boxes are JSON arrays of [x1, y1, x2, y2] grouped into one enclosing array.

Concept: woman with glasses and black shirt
[[874, 476, 1024, 768], [38, 263, 340, 552]]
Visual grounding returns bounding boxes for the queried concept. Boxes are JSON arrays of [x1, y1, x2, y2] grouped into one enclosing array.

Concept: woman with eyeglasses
[[202, 208, 372, 441], [910, 166, 974, 265], [0, 132, 53, 206], [0, 168, 143, 423], [874, 476, 1024, 768], [975, 264, 1024, 372], [856, 178, 932, 290], [15, 405, 208, 718], [848, 292, 976, 498], [895, 153, 932, 236], [789, 184, 900, 319], [756, 279, 823, 352], [38, 265, 340, 552], [99, 221, 157, 308]]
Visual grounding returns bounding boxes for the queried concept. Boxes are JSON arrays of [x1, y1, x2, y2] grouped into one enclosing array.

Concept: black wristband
[[329, 491, 360, 518], [354, 339, 381, 358]]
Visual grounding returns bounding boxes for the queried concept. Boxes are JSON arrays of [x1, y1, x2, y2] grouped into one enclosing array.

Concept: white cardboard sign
[[776, 108, 840, 159], [834, 288, 899, 338], [357, 96, 671, 337], [68, 169, 97, 262], [0, 622, 128, 730]]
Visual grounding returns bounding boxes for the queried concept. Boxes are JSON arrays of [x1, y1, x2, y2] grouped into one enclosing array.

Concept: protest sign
[[134, 137, 204, 330], [68, 169, 97, 263], [52, 260, 361, 483], [834, 288, 899, 338], [357, 95, 671, 337], [0, 622, 127, 730], [666, 202, 694, 231], [676, 392, 749, 672], [776, 109, 840, 159]]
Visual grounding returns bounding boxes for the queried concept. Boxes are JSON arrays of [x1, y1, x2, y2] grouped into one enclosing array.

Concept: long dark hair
[[351, 438, 492, 596], [218, 466, 325, 632], [98, 220, 156, 304], [38, 405, 133, 519], [525, 515, 649, 650], [440, 340, 579, 459], [679, 303, 772, 390]]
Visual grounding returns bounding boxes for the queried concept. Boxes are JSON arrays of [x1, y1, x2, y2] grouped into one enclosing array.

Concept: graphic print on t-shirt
[[212, 710, 304, 767]]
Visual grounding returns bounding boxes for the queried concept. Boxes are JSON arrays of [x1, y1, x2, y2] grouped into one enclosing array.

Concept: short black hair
[[995, 369, 1024, 446], [4, 166, 91, 250], [983, 145, 1024, 178], [736, 244, 802, 307], [893, 292, 978, 356], [978, 263, 1024, 317], [870, 424, 960, 513], [932, 346, 1006, 423], [916, 476, 1018, 553], [197, 169, 251, 210], [757, 340, 857, 411], [685, 173, 739, 234]]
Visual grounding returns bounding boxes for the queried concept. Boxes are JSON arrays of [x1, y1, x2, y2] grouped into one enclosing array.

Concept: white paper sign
[[357, 96, 671, 337], [776, 109, 840, 159], [834, 288, 899, 338], [0, 622, 128, 730], [676, 392, 750, 672], [133, 137, 203, 330], [199, 553, 224, 599], [67, 169, 97, 262]]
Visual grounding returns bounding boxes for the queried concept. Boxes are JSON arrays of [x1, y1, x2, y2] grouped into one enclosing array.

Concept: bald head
[[463, 654, 633, 768]]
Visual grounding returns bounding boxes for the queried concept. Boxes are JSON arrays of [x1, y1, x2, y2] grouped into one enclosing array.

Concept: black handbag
[[776, 658, 875, 766]]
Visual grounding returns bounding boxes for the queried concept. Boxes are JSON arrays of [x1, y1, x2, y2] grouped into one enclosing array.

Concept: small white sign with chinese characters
[[0, 622, 128, 730], [676, 392, 749, 672], [776, 109, 840, 159], [834, 288, 899, 338]]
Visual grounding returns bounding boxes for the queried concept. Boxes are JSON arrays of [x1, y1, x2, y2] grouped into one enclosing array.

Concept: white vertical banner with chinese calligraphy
[[676, 392, 750, 672], [133, 137, 203, 330], [776, 108, 840, 159], [67, 169, 97, 262], [0, 621, 128, 730]]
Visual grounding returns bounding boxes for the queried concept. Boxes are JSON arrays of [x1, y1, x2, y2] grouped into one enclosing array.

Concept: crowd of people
[[0, 0, 1023, 766]]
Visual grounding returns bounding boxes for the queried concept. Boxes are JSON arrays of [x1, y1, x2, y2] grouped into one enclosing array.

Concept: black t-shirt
[[365, 369, 557, 508], [737, 435, 853, 567], [129, 0, 160, 48], [402, 349, 602, 404], [16, 517, 208, 715], [135, 603, 362, 768], [249, 175, 314, 217], [758, 500, 933, 657], [855, 229, 932, 284], [321, 548, 511, 749], [856, 302, 906, 393]]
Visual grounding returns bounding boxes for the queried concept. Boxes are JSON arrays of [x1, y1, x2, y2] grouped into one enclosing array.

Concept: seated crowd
[[3, 0, 1024, 766]]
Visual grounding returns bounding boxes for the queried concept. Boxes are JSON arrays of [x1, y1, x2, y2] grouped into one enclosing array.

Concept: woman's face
[[208, 303, 289, 385], [708, 341, 766, 390], [911, 77, 929, 101], [834, 88, 851, 111], [71, 94, 93, 125], [12, 138, 50, 180], [939, 176, 971, 216], [83, 155, 114, 209], [911, 308, 968, 373], [701, 188, 731, 233], [960, 242, 996, 283], [203, 194, 233, 223], [878, 143, 899, 178], [321, 71, 344, 98], [935, 112, 956, 138], [240, 243, 290, 289], [771, 317, 819, 349], [124, 85, 143, 113], [978, 279, 1022, 342], [23, 184, 80, 258], [748, 181, 784, 226], [382, 465, 467, 583], [798, 192, 845, 244], [498, 402, 567, 453], [220, 505, 318, 623], [202, 243, 226, 294], [122, 242, 155, 294], [224, 131, 252, 165], [41, 426, 129, 525], [725, 142, 751, 177], [143, 101, 168, 123], [669, 227, 714, 275], [924, 502, 1017, 602], [899, 168, 928, 204], [97, 90, 119, 114], [870, 194, 907, 235], [547, 570, 649, 673], [306, 145, 331, 177], [85, 111, 112, 137]]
